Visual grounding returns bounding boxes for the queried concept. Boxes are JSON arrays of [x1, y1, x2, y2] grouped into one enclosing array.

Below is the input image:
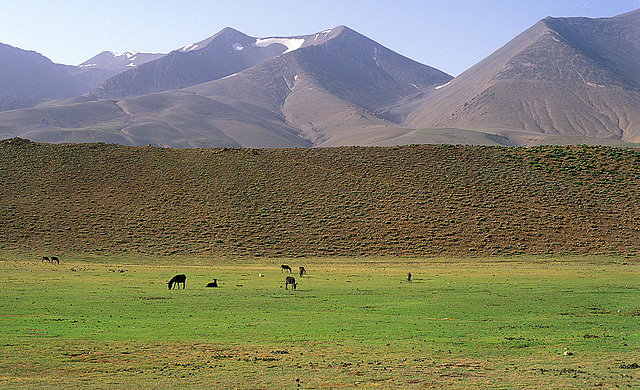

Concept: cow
[[406, 272, 412, 282], [281, 265, 292, 273], [42, 256, 49, 263], [299, 266, 306, 277], [168, 274, 186, 289], [51, 256, 60, 265], [285, 276, 297, 290]]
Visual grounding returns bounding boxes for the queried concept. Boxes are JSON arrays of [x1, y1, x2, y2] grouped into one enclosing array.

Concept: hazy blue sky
[[1, 0, 638, 75]]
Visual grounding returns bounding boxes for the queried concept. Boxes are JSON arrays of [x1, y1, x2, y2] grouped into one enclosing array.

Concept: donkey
[[206, 279, 218, 287], [281, 265, 292, 273], [168, 274, 186, 289], [299, 266, 306, 277], [285, 276, 297, 290]]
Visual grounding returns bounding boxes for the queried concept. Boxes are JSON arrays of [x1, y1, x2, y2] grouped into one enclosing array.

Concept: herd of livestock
[[40, 257, 413, 290], [167, 264, 310, 291], [166, 265, 413, 291]]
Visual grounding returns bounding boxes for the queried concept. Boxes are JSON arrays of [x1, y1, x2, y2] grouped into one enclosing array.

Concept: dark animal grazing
[[299, 266, 306, 277], [51, 256, 60, 265], [42, 256, 49, 263], [206, 279, 218, 287], [168, 274, 186, 289], [281, 265, 292, 273], [406, 272, 412, 282], [285, 276, 297, 290]]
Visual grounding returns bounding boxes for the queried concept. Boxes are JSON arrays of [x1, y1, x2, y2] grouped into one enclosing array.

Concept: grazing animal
[[168, 274, 186, 290], [406, 272, 412, 282], [206, 279, 218, 287], [42, 256, 49, 263], [281, 265, 292, 273], [299, 266, 306, 277], [285, 276, 297, 290], [51, 256, 60, 265], [259, 273, 265, 277]]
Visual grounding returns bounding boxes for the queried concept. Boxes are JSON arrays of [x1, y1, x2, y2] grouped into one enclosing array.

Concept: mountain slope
[[89, 27, 306, 99], [405, 10, 640, 145], [0, 42, 88, 110], [70, 51, 166, 89], [183, 26, 452, 146]]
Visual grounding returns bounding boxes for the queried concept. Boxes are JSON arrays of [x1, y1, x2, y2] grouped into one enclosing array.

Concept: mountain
[[89, 27, 310, 99], [0, 26, 452, 147], [70, 51, 166, 88], [2, 11, 638, 148], [402, 9, 640, 145], [0, 42, 88, 111]]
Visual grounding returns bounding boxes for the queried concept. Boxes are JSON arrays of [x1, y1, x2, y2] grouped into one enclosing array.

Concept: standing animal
[[42, 256, 49, 263], [285, 276, 297, 290], [406, 272, 412, 282], [299, 266, 306, 277], [168, 274, 186, 289], [281, 265, 292, 273], [51, 256, 60, 265], [206, 279, 218, 287]]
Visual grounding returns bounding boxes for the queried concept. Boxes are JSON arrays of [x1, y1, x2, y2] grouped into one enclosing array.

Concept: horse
[[281, 265, 292, 273], [168, 274, 186, 289], [206, 279, 218, 287], [51, 256, 60, 265], [285, 276, 297, 290], [299, 266, 306, 277], [406, 272, 412, 282]]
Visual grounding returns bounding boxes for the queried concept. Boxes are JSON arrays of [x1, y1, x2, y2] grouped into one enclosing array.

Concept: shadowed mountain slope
[[405, 10, 640, 145], [0, 42, 88, 111], [2, 139, 639, 258]]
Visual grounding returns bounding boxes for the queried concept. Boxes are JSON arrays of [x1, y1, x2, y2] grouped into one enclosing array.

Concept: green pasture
[[1, 254, 639, 388]]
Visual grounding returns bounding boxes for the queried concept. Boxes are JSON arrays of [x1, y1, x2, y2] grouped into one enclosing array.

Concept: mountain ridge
[[0, 11, 639, 147]]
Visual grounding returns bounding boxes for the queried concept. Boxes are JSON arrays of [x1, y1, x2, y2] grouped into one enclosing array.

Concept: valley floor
[[1, 254, 638, 389]]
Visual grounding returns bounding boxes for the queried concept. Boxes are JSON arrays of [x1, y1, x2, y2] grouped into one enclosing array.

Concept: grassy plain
[[1, 253, 639, 389]]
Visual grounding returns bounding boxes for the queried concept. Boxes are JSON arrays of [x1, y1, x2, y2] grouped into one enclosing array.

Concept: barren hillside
[[2, 138, 639, 258]]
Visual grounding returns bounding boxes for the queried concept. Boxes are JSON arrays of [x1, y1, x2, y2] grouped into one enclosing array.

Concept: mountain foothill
[[0, 9, 638, 148]]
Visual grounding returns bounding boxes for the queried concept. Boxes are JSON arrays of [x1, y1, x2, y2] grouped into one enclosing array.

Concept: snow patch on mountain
[[114, 51, 138, 58], [253, 38, 305, 53], [435, 81, 452, 90], [182, 43, 199, 52], [232, 42, 244, 51]]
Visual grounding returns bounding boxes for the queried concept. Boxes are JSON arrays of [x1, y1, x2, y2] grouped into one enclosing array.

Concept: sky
[[1, 0, 638, 76]]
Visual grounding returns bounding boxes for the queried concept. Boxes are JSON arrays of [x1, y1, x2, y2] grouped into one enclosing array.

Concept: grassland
[[1, 253, 638, 389], [1, 138, 640, 258]]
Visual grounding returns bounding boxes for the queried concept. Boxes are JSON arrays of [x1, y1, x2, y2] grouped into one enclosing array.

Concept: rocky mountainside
[[402, 9, 640, 145], [0, 42, 87, 111], [88, 27, 315, 99], [70, 50, 166, 89]]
